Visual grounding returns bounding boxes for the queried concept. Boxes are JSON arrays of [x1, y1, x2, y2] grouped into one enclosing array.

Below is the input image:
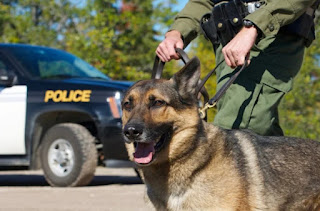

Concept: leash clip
[[199, 101, 217, 119], [198, 58, 249, 120]]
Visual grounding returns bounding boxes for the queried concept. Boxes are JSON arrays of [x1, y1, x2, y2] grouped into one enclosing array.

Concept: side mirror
[[0, 72, 16, 87]]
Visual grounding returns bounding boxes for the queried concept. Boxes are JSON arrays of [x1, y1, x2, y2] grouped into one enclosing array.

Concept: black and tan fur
[[121, 57, 320, 211]]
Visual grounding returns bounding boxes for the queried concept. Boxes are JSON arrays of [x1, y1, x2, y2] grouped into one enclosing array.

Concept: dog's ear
[[171, 56, 201, 102]]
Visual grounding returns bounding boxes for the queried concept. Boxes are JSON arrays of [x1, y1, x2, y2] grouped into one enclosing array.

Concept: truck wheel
[[40, 123, 97, 187]]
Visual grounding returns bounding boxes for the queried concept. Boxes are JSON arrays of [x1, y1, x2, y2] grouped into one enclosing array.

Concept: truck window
[[39, 60, 80, 78], [0, 61, 8, 75], [0, 54, 15, 80], [9, 47, 110, 80]]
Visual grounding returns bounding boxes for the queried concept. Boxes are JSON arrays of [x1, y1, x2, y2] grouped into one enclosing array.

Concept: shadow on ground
[[0, 174, 142, 186]]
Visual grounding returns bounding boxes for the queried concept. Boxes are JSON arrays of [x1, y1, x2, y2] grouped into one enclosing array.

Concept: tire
[[40, 123, 97, 187]]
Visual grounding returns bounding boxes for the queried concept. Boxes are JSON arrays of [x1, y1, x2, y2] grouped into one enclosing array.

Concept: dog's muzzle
[[123, 122, 171, 165]]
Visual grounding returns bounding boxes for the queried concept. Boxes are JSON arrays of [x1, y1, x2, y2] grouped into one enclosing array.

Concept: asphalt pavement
[[0, 167, 154, 211]]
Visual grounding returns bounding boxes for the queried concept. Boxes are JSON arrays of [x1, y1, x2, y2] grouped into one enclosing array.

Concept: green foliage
[[279, 28, 320, 139], [0, 0, 177, 80], [0, 0, 78, 45]]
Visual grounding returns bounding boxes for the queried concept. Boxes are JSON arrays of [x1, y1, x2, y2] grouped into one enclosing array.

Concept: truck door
[[0, 56, 27, 155]]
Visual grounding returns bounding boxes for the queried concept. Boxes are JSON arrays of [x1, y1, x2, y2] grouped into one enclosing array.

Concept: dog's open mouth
[[133, 133, 167, 165]]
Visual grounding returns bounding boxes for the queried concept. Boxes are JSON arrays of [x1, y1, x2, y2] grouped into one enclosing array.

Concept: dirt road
[[0, 167, 154, 211]]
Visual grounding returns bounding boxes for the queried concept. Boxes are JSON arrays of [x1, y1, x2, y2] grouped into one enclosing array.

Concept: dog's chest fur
[[142, 126, 253, 210], [140, 122, 320, 211]]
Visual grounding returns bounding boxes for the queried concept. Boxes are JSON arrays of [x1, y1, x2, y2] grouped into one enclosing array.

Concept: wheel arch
[[29, 110, 98, 170]]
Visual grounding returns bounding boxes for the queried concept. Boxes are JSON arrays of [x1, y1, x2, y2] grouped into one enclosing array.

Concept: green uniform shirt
[[171, 0, 317, 46], [168, 0, 316, 135], [169, 0, 315, 93]]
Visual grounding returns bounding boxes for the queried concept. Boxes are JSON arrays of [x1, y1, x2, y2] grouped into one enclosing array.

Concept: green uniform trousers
[[213, 32, 305, 136]]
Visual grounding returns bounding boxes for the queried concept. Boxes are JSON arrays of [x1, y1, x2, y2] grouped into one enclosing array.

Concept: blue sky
[[153, 0, 189, 40], [174, 0, 188, 11], [152, 0, 188, 12], [173, 0, 188, 11]]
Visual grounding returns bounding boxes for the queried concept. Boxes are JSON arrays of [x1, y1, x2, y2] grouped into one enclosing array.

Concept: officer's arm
[[170, 0, 214, 46], [156, 0, 214, 62], [245, 0, 317, 37]]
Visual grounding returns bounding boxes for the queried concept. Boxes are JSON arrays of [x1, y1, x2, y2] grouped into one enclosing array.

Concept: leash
[[152, 48, 190, 79], [152, 48, 210, 107], [151, 48, 248, 120], [198, 59, 248, 119]]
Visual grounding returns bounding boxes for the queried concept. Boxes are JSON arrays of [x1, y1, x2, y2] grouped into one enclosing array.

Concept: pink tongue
[[133, 142, 155, 164]]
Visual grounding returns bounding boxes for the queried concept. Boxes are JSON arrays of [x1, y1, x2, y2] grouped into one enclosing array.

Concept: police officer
[[156, 0, 319, 136]]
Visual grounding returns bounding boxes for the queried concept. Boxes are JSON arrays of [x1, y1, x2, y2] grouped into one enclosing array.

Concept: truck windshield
[[9, 47, 110, 80]]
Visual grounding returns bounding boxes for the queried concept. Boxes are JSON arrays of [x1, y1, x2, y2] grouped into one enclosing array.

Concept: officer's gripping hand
[[222, 27, 258, 68], [156, 30, 184, 62]]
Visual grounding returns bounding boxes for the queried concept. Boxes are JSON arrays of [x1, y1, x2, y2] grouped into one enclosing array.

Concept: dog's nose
[[123, 124, 143, 139]]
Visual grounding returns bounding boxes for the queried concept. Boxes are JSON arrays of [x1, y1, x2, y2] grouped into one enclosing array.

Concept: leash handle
[[151, 48, 189, 79], [151, 56, 165, 79]]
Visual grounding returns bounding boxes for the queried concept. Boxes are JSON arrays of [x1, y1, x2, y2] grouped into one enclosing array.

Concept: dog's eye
[[123, 101, 132, 111], [152, 100, 165, 108]]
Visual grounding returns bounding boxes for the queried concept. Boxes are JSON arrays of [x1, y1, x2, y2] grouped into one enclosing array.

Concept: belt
[[212, 0, 262, 4], [213, 0, 265, 14]]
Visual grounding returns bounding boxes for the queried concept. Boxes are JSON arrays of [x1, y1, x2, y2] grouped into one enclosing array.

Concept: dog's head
[[121, 57, 202, 166]]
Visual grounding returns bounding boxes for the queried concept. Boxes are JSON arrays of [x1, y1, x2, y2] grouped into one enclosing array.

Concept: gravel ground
[[0, 167, 154, 211]]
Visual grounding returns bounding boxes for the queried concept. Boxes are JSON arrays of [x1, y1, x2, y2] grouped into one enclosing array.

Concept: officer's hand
[[222, 27, 258, 68], [156, 30, 184, 62]]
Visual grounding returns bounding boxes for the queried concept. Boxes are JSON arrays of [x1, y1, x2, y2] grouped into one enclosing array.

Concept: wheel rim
[[48, 139, 75, 177]]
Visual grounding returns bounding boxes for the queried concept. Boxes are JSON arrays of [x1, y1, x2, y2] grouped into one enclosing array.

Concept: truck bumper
[[99, 119, 129, 161]]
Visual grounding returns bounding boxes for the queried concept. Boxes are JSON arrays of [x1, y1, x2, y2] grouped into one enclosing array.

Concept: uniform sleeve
[[169, 0, 214, 46], [245, 0, 317, 37]]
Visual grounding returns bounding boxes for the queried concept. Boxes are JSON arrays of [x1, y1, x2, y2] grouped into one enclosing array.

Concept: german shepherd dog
[[121, 57, 320, 211]]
